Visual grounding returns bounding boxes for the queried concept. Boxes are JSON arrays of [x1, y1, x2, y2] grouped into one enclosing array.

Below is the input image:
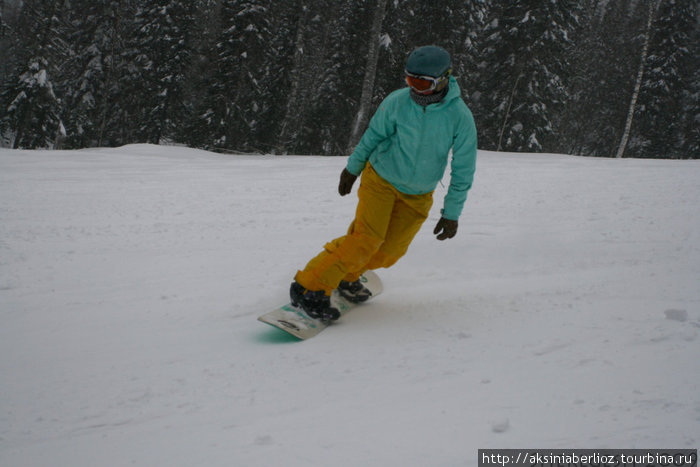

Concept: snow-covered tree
[[615, 0, 657, 158], [269, 0, 367, 155], [1, 0, 16, 145], [0, 0, 695, 157], [303, 0, 374, 155], [474, 0, 580, 152], [189, 0, 278, 151], [346, 0, 388, 152], [274, 1, 313, 153], [125, 0, 198, 144], [2, 0, 67, 148], [57, 1, 122, 148], [557, 0, 629, 156], [5, 57, 64, 148], [628, 0, 698, 159]]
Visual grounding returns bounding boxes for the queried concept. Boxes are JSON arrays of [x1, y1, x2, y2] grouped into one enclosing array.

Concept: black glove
[[338, 168, 358, 196], [433, 217, 458, 240]]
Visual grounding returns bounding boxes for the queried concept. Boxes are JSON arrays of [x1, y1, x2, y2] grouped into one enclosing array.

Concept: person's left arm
[[434, 106, 477, 240]]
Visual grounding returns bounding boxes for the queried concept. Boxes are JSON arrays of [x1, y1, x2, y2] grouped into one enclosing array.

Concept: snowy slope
[[0, 144, 698, 467]]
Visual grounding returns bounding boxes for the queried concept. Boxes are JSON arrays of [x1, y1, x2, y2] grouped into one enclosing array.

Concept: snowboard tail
[[257, 270, 383, 340]]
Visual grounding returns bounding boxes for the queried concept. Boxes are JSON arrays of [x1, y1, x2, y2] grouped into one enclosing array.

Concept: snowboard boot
[[290, 281, 341, 322], [337, 278, 372, 303]]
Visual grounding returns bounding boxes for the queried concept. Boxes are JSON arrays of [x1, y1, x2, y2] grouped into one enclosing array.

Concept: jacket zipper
[[411, 105, 428, 181]]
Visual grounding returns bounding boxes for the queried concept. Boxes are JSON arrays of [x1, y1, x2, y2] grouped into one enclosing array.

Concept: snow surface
[[1, 144, 698, 466]]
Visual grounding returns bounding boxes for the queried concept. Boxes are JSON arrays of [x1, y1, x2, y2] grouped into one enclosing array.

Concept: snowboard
[[258, 270, 383, 340]]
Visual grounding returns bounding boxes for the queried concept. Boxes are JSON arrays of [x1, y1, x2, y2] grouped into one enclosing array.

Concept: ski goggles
[[405, 69, 450, 94]]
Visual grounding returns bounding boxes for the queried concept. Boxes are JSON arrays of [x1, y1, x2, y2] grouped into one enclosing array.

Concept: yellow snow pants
[[295, 164, 433, 295]]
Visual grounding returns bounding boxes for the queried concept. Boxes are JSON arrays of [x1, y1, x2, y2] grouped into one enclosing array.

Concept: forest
[[1, 0, 698, 158]]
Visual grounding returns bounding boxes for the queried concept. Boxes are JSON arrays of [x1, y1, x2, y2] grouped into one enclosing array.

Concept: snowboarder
[[290, 45, 478, 321]]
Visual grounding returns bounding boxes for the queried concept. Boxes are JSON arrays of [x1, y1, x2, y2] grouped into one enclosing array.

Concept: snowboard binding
[[289, 282, 341, 322]]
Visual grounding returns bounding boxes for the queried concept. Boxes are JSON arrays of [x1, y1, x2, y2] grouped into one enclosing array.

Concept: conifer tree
[[2, 0, 67, 149], [274, 1, 313, 153], [347, 0, 388, 152], [1, 0, 695, 157], [126, 0, 198, 144], [573, 0, 646, 156], [276, 0, 370, 155], [189, 0, 275, 151], [306, 0, 373, 154], [474, 0, 579, 152], [6, 57, 64, 148], [0, 0, 15, 145], [59, 1, 117, 148], [615, 0, 657, 158], [629, 0, 698, 158]]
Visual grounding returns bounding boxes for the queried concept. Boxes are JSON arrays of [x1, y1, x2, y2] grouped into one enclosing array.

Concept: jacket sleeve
[[441, 105, 477, 221], [346, 94, 397, 176]]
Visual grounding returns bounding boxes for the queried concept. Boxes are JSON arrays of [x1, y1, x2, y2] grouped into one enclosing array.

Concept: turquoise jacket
[[346, 76, 477, 221]]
